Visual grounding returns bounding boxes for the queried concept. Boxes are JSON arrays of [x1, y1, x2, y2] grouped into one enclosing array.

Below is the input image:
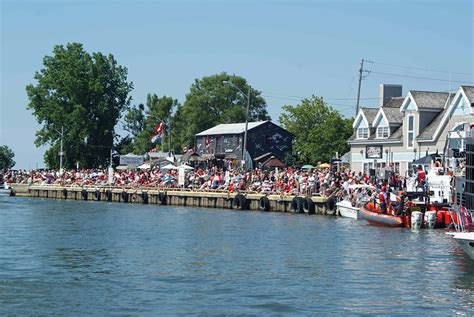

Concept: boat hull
[[360, 207, 404, 227], [336, 201, 361, 220], [453, 232, 474, 260]]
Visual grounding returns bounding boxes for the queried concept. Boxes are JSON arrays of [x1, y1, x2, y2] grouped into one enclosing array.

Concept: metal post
[[168, 117, 172, 157], [108, 148, 113, 185], [59, 125, 64, 174], [242, 87, 250, 170], [355, 58, 364, 116]]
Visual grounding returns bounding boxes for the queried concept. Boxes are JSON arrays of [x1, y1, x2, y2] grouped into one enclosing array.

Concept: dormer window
[[357, 127, 369, 139], [407, 115, 415, 147], [377, 126, 389, 138]]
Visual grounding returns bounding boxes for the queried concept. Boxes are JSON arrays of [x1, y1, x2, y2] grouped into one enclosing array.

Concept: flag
[[151, 134, 162, 144], [205, 136, 211, 149], [153, 121, 164, 135]]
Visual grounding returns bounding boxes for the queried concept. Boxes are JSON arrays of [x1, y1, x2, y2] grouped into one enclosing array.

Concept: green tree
[[0, 145, 15, 170], [123, 94, 179, 154], [26, 43, 133, 169], [172, 72, 270, 149], [279, 96, 353, 163]]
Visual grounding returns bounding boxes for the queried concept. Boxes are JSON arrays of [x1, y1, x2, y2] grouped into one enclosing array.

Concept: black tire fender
[[232, 194, 248, 210], [81, 189, 87, 200], [121, 191, 129, 203], [291, 197, 304, 213], [106, 190, 112, 202], [62, 188, 67, 198], [259, 196, 270, 211], [141, 191, 149, 204], [303, 197, 315, 214], [94, 190, 100, 201], [158, 192, 167, 205]]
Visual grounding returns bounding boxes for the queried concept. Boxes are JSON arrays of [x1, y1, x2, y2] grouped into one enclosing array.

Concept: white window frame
[[377, 126, 389, 138], [407, 115, 415, 148], [357, 127, 369, 139]]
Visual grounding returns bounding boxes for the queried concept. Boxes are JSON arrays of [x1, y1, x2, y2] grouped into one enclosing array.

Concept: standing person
[[415, 166, 426, 191], [379, 186, 388, 214]]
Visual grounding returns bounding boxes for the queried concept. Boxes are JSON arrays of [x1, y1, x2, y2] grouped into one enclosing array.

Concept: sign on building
[[119, 154, 144, 166], [178, 167, 186, 186], [366, 145, 383, 159]]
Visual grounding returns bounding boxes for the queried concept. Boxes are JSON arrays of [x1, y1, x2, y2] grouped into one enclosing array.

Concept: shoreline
[[9, 184, 337, 215]]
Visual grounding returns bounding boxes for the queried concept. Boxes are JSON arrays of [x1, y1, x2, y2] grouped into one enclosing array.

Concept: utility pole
[[58, 125, 64, 174], [242, 87, 251, 170], [168, 117, 172, 157], [355, 58, 364, 116]]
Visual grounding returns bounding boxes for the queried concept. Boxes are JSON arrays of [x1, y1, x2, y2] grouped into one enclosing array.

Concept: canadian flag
[[153, 121, 164, 135], [205, 136, 211, 149]]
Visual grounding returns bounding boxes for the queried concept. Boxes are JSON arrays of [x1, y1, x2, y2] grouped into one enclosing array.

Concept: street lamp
[[223, 80, 251, 169], [52, 125, 65, 174]]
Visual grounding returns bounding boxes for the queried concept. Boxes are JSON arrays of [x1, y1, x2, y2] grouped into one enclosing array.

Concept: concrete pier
[[9, 184, 338, 215]]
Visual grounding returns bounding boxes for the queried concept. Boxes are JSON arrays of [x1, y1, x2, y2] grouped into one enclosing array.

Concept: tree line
[[25, 42, 353, 169]]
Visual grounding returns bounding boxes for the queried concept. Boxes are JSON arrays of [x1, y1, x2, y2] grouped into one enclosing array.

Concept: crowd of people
[[0, 165, 400, 196]]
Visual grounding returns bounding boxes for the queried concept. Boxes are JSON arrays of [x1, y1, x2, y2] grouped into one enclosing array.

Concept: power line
[[371, 60, 474, 76], [262, 92, 379, 101], [262, 94, 358, 109], [370, 71, 474, 84]]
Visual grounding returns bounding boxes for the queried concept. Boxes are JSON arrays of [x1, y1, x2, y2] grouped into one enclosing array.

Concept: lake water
[[0, 196, 473, 315]]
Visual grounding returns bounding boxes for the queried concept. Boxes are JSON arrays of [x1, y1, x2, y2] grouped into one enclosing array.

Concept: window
[[357, 127, 369, 139], [407, 115, 414, 147], [377, 126, 389, 138]]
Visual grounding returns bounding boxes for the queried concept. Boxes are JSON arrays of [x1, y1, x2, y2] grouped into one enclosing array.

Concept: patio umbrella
[[178, 164, 194, 170], [319, 163, 330, 168], [162, 163, 178, 170], [301, 164, 315, 169], [138, 163, 151, 170]]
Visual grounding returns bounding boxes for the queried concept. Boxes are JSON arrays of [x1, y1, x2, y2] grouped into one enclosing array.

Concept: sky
[[1, 0, 473, 169]]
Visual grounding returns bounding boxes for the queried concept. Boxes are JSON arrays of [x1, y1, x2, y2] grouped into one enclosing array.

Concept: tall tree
[[122, 94, 179, 154], [26, 43, 133, 169], [279, 96, 353, 163], [0, 145, 15, 170], [172, 72, 270, 149]]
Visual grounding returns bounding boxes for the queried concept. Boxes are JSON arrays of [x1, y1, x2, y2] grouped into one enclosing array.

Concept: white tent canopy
[[178, 164, 194, 170], [162, 163, 178, 170], [138, 163, 151, 170]]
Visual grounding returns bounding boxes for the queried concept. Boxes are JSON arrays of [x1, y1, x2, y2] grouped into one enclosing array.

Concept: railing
[[16, 182, 329, 197]]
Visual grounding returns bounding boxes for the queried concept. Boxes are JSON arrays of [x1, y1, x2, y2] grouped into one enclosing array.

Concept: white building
[[349, 85, 474, 176]]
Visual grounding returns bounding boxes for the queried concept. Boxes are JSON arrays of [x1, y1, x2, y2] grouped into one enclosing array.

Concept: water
[[0, 196, 473, 316]]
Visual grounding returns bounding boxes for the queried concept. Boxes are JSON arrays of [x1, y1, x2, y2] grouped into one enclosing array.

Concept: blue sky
[[1, 0, 473, 169]]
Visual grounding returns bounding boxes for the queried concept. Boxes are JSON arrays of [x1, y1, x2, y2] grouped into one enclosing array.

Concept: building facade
[[349, 85, 474, 176], [195, 121, 293, 164]]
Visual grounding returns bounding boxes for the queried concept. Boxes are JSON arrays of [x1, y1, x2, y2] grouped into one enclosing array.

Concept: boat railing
[[448, 205, 473, 232]]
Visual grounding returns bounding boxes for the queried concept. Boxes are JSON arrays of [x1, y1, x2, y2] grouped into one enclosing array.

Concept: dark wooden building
[[195, 121, 293, 164]]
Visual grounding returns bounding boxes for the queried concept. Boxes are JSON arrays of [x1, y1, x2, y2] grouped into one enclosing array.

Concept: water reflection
[[0, 196, 473, 316]]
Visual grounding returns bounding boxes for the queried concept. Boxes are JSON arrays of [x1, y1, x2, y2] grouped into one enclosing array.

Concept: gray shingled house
[[349, 84, 474, 176]]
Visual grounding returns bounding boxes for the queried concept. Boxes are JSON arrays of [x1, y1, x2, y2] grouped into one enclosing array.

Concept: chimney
[[379, 84, 402, 106]]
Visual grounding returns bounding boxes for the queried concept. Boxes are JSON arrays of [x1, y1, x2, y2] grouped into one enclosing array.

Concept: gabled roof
[[409, 91, 450, 109], [362, 108, 379, 125], [418, 87, 469, 143], [461, 86, 474, 103], [382, 108, 403, 124], [196, 121, 268, 136], [383, 97, 404, 108], [416, 108, 448, 140]]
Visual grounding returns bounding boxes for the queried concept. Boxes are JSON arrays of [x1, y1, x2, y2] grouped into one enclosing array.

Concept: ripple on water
[[0, 196, 473, 315]]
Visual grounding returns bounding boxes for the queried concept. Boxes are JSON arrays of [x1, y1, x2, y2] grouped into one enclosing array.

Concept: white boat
[[336, 184, 374, 220], [336, 199, 362, 220], [452, 232, 474, 260], [446, 205, 474, 259]]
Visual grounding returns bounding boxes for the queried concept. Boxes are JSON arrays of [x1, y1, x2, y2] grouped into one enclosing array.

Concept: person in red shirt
[[416, 166, 426, 190], [379, 186, 387, 214]]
